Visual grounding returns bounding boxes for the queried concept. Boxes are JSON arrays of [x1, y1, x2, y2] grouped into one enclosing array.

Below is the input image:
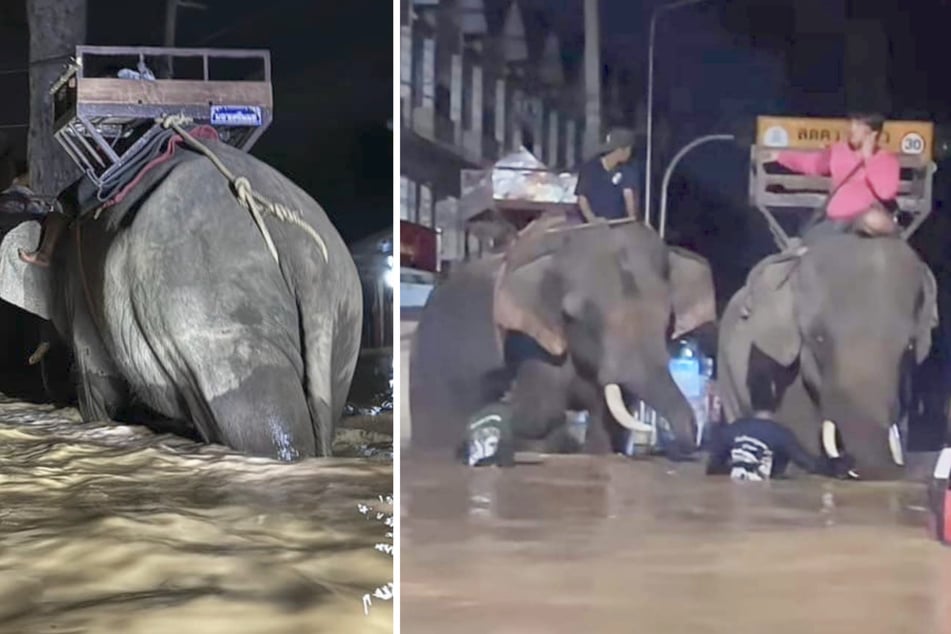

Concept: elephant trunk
[[617, 371, 697, 455], [820, 372, 906, 477]]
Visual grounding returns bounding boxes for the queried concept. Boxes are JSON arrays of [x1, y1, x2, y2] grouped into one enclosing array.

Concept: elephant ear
[[916, 264, 939, 363], [667, 246, 716, 340], [0, 221, 52, 320], [493, 226, 567, 357], [742, 249, 804, 367]]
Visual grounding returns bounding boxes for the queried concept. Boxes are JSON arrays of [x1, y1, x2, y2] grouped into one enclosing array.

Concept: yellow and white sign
[[756, 116, 934, 159]]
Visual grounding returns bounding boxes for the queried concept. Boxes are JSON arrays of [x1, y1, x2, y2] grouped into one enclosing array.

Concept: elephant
[[409, 218, 717, 456], [717, 233, 938, 479], [0, 139, 363, 460]]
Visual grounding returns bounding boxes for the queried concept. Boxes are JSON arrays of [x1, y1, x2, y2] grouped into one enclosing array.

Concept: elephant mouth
[[821, 419, 904, 467], [603, 384, 654, 434]]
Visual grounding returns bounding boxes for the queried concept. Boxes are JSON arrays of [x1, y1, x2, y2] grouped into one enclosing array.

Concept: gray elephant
[[718, 233, 938, 479], [410, 218, 716, 456], [0, 140, 362, 460]]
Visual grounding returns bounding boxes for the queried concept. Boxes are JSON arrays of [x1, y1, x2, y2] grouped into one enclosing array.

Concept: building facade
[[400, 0, 586, 277]]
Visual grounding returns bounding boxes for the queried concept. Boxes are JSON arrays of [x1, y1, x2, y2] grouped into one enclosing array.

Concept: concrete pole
[[582, 0, 602, 159]]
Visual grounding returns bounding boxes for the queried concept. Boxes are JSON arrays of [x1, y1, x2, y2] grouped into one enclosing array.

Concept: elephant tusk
[[822, 420, 841, 459], [27, 341, 50, 366], [604, 384, 654, 433], [889, 424, 905, 466]]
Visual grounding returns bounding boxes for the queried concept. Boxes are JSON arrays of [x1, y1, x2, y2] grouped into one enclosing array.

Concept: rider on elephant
[[764, 112, 901, 240], [574, 127, 641, 223]]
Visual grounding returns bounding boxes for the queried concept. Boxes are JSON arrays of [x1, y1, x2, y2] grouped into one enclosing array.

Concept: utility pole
[[582, 0, 602, 159]]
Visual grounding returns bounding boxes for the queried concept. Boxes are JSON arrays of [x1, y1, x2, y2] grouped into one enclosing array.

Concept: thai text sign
[[756, 116, 934, 159]]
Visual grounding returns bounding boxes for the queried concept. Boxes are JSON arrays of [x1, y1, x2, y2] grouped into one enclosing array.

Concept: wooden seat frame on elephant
[[49, 45, 273, 198]]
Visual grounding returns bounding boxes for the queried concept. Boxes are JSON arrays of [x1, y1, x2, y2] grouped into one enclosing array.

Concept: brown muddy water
[[402, 451, 951, 634], [0, 394, 393, 634]]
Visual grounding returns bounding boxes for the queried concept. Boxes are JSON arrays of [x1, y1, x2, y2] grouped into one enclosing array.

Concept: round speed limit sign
[[901, 132, 925, 155]]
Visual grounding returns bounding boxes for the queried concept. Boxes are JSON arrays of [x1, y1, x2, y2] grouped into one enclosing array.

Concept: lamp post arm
[[658, 133, 735, 240]]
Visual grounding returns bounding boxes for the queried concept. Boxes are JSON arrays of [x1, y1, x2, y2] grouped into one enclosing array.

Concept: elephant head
[[493, 220, 716, 452], [742, 234, 937, 477]]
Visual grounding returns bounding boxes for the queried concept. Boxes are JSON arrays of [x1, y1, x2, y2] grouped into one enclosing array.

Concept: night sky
[[0, 0, 392, 244]]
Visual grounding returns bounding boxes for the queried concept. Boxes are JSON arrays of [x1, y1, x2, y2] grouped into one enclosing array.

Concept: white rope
[[157, 114, 329, 265]]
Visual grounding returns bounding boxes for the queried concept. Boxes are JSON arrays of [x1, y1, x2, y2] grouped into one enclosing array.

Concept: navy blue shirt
[[574, 158, 641, 220], [706, 418, 819, 481]]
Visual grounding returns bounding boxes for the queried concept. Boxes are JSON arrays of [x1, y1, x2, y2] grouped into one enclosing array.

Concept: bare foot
[[18, 249, 50, 268]]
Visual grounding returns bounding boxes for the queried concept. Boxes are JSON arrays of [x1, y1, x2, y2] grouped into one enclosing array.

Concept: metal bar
[[203, 54, 209, 80], [54, 129, 86, 170], [754, 203, 790, 251], [544, 216, 640, 234], [241, 119, 271, 152], [68, 124, 108, 169], [76, 115, 122, 164], [60, 129, 101, 177], [77, 45, 269, 60], [902, 162, 937, 239], [659, 133, 734, 239]]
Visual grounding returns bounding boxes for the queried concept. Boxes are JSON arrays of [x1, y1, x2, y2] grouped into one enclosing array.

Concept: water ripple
[[0, 394, 392, 633]]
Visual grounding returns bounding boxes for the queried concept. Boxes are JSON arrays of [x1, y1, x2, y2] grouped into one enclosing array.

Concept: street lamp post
[[645, 0, 716, 229], [658, 133, 734, 239]]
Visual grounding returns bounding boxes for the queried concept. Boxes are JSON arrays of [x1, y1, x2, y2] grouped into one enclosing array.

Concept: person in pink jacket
[[765, 113, 901, 239]]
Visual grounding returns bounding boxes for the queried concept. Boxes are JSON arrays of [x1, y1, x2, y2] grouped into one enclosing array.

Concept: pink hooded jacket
[[777, 142, 900, 221]]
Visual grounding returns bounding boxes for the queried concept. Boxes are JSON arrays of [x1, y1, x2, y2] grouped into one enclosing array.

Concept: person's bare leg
[[20, 214, 67, 267]]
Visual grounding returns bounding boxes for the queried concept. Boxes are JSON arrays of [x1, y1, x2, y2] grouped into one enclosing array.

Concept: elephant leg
[[571, 379, 618, 455], [175, 362, 317, 461], [508, 358, 569, 443], [78, 370, 128, 421], [70, 305, 128, 421], [583, 407, 615, 454]]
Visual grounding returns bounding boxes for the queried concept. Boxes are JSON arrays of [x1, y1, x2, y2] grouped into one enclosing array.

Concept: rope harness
[[157, 114, 329, 266]]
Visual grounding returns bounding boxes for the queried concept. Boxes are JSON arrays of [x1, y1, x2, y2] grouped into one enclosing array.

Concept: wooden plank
[[77, 78, 273, 109], [752, 149, 928, 170], [756, 191, 924, 211], [761, 174, 915, 194]]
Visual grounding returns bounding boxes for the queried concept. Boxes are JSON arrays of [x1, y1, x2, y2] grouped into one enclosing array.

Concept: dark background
[[0, 0, 392, 243]]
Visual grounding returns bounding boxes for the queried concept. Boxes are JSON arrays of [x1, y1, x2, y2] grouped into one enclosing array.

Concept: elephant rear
[[92, 142, 361, 459], [409, 257, 504, 450]]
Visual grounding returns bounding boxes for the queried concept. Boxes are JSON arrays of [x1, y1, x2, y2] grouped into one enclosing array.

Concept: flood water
[[0, 394, 393, 633], [402, 451, 951, 634]]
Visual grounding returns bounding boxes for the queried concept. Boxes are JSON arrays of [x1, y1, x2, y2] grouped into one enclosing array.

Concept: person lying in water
[[706, 412, 858, 481], [457, 397, 516, 468], [763, 112, 900, 239]]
